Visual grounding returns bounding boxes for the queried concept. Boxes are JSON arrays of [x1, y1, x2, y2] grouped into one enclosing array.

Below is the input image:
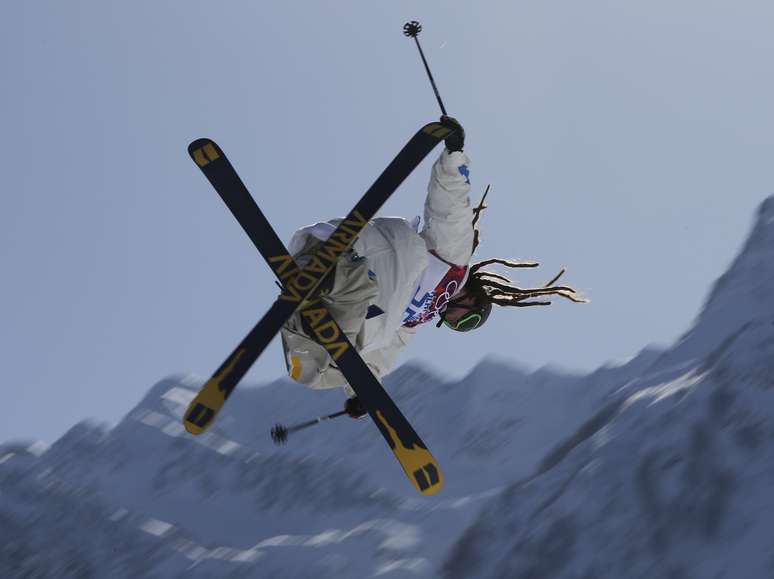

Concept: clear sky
[[2, 1, 773, 443]]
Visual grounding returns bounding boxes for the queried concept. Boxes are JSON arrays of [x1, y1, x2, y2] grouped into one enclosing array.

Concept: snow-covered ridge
[[0, 357, 626, 577], [657, 194, 774, 369], [441, 196, 774, 578], [2, 195, 773, 578]]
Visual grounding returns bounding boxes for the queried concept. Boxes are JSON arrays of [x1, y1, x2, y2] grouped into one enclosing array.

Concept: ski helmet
[[440, 299, 492, 332]]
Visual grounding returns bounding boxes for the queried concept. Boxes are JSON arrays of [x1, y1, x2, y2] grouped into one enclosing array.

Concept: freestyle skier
[[182, 22, 588, 494], [184, 119, 477, 494], [280, 116, 587, 419]]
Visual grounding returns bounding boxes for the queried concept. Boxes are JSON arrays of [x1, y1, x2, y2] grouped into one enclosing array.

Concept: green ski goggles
[[441, 311, 484, 332]]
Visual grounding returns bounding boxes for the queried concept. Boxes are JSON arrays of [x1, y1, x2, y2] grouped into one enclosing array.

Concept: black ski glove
[[344, 396, 367, 419], [440, 115, 465, 153]]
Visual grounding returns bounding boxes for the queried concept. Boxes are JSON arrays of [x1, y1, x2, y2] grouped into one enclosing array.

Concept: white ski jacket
[[281, 149, 474, 394]]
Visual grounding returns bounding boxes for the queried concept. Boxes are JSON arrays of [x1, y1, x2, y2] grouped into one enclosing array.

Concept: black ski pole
[[271, 410, 349, 444], [403, 21, 448, 116]]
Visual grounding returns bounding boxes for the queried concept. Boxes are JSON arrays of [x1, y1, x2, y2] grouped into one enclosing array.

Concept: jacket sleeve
[[420, 150, 475, 266]]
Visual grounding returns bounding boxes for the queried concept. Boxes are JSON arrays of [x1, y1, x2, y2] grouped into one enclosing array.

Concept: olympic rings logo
[[431, 279, 460, 314]]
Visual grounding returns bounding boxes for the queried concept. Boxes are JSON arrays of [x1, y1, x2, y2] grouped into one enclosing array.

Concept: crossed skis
[[183, 122, 452, 495]]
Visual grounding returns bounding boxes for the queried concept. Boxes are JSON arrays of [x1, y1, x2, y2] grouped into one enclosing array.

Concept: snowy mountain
[[442, 195, 774, 578], [2, 196, 773, 578]]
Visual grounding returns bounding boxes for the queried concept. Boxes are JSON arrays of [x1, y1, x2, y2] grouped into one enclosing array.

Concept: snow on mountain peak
[[656, 194, 774, 368], [704, 194, 774, 308]]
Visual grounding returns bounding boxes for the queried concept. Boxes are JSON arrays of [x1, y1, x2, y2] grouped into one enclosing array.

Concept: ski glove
[[345, 396, 367, 419], [440, 115, 465, 153]]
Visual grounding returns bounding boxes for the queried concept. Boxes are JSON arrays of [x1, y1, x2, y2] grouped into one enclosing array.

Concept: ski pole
[[271, 410, 349, 444], [403, 21, 448, 116]]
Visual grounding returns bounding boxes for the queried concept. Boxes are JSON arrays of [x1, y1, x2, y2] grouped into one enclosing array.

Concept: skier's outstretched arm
[[420, 118, 474, 267]]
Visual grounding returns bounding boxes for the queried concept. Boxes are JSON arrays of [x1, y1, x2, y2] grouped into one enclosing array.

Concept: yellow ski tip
[[375, 411, 444, 496], [182, 379, 229, 435], [183, 400, 214, 435]]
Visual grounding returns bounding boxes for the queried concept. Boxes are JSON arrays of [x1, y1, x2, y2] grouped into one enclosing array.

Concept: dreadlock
[[466, 186, 588, 309]]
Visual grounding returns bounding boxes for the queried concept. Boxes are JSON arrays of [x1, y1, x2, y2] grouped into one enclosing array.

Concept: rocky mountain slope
[[442, 195, 774, 578], [2, 196, 772, 578]]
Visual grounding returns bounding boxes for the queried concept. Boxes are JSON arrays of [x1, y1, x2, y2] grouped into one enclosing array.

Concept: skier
[[280, 117, 586, 418]]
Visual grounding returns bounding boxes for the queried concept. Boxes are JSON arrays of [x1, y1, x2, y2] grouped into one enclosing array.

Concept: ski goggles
[[441, 311, 484, 332]]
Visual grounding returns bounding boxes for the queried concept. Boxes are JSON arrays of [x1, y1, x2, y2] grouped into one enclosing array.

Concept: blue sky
[[2, 0, 773, 443]]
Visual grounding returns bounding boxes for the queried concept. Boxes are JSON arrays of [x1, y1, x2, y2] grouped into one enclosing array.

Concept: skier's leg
[[281, 240, 377, 395], [320, 250, 378, 348]]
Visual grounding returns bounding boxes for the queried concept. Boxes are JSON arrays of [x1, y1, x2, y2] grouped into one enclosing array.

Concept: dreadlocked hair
[[465, 258, 587, 308], [466, 186, 588, 308], [471, 185, 490, 255]]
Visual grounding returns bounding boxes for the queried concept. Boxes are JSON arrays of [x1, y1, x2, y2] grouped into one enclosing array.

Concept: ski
[[189, 141, 444, 494], [182, 125, 449, 494]]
